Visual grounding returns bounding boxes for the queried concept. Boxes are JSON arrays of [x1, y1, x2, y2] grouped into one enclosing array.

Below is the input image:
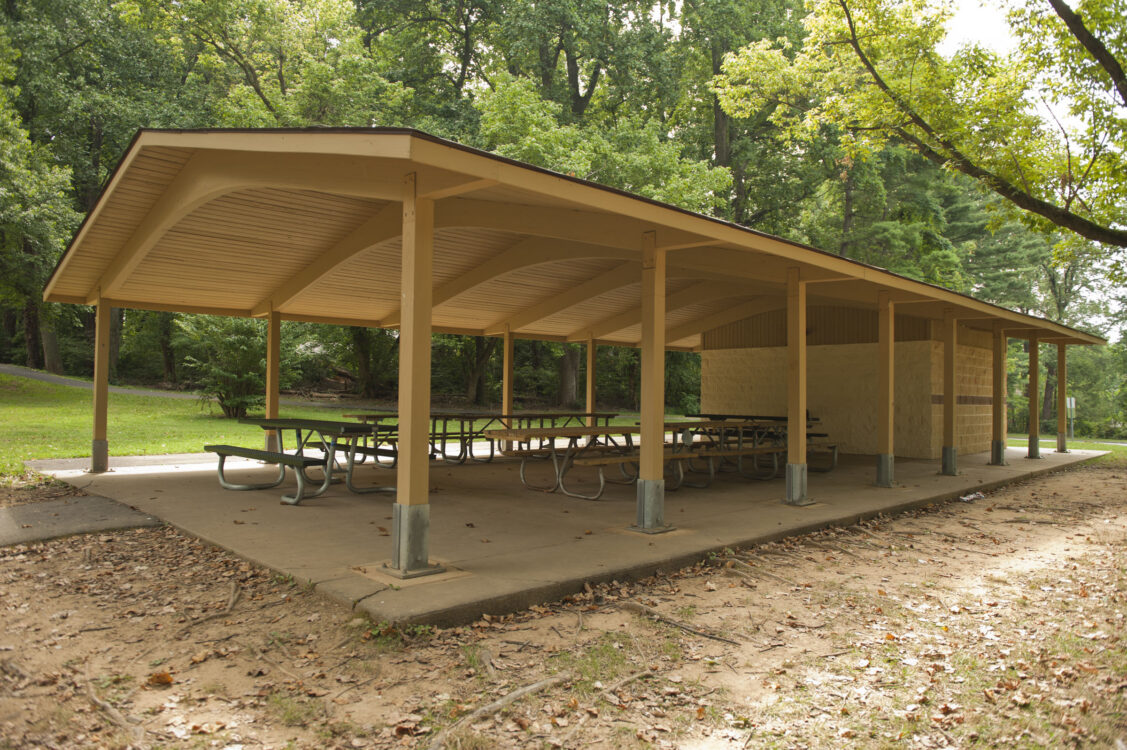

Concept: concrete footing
[[91, 439, 108, 474], [389, 503, 443, 578], [1027, 437, 1041, 459], [990, 440, 1007, 466], [785, 463, 812, 506], [265, 431, 280, 453], [876, 454, 894, 487], [1057, 433, 1069, 453], [632, 479, 671, 533], [941, 446, 957, 476]]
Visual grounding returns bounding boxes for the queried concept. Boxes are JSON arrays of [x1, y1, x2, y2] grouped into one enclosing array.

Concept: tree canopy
[[713, 0, 1127, 267]]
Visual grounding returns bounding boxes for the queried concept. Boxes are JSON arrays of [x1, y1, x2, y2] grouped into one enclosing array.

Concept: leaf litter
[[0, 460, 1124, 747]]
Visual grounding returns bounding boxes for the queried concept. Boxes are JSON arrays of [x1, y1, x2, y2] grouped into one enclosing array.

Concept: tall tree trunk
[[40, 314, 63, 374], [350, 326, 376, 398], [1, 309, 16, 361], [557, 345, 579, 407], [840, 167, 856, 256], [157, 312, 177, 383], [23, 298, 42, 369], [464, 337, 499, 405], [710, 42, 731, 168]]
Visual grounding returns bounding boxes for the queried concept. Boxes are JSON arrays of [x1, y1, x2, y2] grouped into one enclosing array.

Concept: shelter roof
[[44, 128, 1105, 348]]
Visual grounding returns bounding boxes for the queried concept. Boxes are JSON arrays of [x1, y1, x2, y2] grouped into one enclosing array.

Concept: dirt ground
[[1, 460, 1125, 749], [0, 473, 87, 508]]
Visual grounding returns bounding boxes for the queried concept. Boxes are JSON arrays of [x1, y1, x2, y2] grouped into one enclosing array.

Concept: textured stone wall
[[700, 335, 994, 459]]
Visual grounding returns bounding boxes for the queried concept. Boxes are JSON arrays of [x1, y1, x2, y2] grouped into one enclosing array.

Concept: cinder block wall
[[699, 323, 994, 459]]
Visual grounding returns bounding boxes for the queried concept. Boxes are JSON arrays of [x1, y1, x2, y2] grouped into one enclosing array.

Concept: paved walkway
[[0, 495, 160, 546], [30, 447, 1103, 626]]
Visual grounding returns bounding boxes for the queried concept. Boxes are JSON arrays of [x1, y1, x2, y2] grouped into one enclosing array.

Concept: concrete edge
[[361, 452, 1106, 628], [67, 452, 1104, 629]]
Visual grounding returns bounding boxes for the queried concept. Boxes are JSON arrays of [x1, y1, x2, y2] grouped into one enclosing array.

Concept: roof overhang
[[44, 128, 1106, 349]]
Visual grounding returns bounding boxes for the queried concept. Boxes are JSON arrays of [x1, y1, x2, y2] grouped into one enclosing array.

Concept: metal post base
[[388, 503, 444, 579], [990, 439, 1007, 466], [90, 439, 108, 473], [941, 446, 957, 476], [876, 454, 894, 488], [631, 479, 672, 534], [784, 463, 813, 506], [1056, 433, 1069, 453], [1027, 436, 1041, 459]]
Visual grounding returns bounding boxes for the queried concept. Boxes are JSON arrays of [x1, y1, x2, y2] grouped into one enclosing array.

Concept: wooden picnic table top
[[689, 412, 820, 423], [483, 420, 756, 442], [239, 417, 375, 436], [344, 410, 619, 422]]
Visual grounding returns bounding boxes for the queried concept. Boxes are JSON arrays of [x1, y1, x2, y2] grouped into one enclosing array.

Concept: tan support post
[[785, 267, 810, 505], [1056, 343, 1068, 452], [1027, 338, 1041, 459], [586, 335, 597, 427], [264, 309, 281, 452], [391, 173, 441, 577], [635, 231, 669, 532], [876, 291, 895, 487], [990, 323, 1007, 465], [91, 300, 110, 473], [501, 325, 515, 450], [941, 310, 957, 475]]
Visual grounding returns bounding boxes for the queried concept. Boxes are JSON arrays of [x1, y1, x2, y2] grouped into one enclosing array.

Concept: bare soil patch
[[1, 461, 1124, 749]]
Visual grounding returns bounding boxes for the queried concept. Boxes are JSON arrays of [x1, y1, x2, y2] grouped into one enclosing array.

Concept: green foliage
[[173, 316, 267, 418], [476, 75, 732, 214], [713, 0, 1127, 264]]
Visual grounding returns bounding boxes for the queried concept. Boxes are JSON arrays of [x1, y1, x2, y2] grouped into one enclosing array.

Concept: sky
[[942, 0, 1016, 54]]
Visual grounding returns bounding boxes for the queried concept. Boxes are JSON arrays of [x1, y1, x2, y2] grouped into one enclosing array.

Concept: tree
[[713, 0, 1127, 270], [0, 30, 80, 371]]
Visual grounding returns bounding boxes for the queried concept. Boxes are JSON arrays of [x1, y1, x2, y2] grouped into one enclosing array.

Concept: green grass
[[1006, 432, 1127, 465], [0, 373, 355, 475]]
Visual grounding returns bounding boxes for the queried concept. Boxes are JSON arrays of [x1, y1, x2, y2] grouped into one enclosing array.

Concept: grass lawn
[[0, 372, 650, 477], [1007, 432, 1127, 463], [0, 374, 356, 476]]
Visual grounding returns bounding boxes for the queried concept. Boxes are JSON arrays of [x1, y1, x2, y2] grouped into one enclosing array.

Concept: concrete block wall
[[700, 334, 994, 459]]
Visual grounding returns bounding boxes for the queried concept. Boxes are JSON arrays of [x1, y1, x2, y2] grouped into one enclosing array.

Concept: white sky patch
[[940, 0, 1016, 55]]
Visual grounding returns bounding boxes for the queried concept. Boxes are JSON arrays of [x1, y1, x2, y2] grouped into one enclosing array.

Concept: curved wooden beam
[[252, 203, 402, 316], [485, 262, 640, 335], [383, 237, 634, 328], [568, 281, 755, 341], [87, 151, 414, 302], [664, 297, 785, 344]]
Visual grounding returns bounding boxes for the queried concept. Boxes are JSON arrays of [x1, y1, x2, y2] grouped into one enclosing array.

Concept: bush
[[173, 316, 265, 418]]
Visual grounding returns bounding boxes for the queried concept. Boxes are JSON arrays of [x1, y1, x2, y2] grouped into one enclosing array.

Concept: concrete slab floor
[[35, 447, 1103, 626]]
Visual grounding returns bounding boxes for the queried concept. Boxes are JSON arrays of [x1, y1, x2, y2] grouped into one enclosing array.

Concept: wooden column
[[941, 310, 957, 475], [1056, 343, 1068, 452], [586, 335, 597, 427], [990, 324, 1008, 465], [636, 231, 669, 532], [264, 310, 281, 452], [785, 267, 810, 504], [876, 291, 895, 487], [392, 173, 441, 576], [1027, 338, 1040, 459], [91, 300, 110, 473]]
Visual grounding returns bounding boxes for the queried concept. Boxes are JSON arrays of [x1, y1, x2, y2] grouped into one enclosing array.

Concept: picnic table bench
[[205, 417, 394, 504]]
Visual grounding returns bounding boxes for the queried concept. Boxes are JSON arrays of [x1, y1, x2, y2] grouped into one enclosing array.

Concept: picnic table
[[205, 417, 394, 505], [343, 411, 619, 465], [483, 420, 780, 500]]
